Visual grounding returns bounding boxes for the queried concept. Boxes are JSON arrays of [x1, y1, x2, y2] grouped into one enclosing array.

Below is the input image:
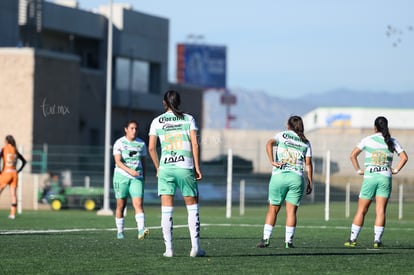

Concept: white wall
[[303, 107, 414, 131]]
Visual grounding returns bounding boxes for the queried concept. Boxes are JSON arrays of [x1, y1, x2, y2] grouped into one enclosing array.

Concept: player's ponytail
[[163, 90, 184, 119], [375, 116, 395, 152], [5, 135, 16, 148], [288, 115, 309, 143]]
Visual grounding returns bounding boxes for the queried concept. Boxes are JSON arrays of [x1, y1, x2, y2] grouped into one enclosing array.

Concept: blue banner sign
[[177, 43, 226, 89]]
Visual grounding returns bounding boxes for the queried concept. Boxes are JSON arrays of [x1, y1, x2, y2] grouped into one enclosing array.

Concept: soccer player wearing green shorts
[[345, 116, 408, 248], [256, 116, 313, 249], [113, 120, 149, 240], [148, 90, 205, 258]]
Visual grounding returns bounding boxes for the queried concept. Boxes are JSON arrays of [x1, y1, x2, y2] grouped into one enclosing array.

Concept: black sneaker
[[256, 239, 270, 248]]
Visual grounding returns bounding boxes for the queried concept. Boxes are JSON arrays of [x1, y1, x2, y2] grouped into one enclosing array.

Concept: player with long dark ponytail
[[374, 116, 394, 153], [288, 115, 309, 143], [163, 90, 184, 119], [345, 116, 408, 248], [256, 115, 313, 249], [148, 90, 205, 257]]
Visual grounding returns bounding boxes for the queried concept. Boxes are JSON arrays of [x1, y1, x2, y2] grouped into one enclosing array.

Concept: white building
[[303, 107, 414, 179], [303, 107, 414, 131]]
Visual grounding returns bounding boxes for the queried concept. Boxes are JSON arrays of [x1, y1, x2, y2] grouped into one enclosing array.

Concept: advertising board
[[177, 43, 226, 89]]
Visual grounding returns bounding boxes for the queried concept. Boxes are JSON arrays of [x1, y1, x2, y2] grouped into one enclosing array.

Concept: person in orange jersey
[[0, 135, 27, 219]]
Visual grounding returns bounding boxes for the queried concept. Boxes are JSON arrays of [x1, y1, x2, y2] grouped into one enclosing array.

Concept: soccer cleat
[[163, 249, 174, 258], [190, 248, 206, 257], [344, 239, 357, 247], [256, 239, 270, 248], [8, 215, 15, 220], [373, 241, 383, 249], [117, 232, 125, 239], [285, 242, 295, 248], [138, 228, 149, 240]]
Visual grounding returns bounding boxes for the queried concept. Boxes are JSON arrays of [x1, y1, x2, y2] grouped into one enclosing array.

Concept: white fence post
[[17, 145, 24, 214], [345, 183, 350, 218], [33, 175, 39, 210], [226, 149, 233, 218], [84, 176, 90, 188], [240, 179, 245, 216], [398, 184, 403, 220], [324, 150, 331, 221], [17, 173, 23, 214]]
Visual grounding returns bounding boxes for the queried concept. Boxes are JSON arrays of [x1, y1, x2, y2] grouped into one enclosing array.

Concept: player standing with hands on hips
[[148, 90, 205, 257], [112, 120, 149, 240], [256, 115, 313, 249], [344, 116, 408, 248]]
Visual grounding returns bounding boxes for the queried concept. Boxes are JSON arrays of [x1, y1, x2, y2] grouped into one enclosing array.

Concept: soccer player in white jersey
[[256, 115, 313, 249], [148, 90, 205, 258], [112, 120, 149, 240], [345, 116, 408, 248]]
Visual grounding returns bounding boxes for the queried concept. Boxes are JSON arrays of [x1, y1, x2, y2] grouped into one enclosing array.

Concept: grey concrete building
[[1, 0, 204, 157], [0, 0, 203, 210]]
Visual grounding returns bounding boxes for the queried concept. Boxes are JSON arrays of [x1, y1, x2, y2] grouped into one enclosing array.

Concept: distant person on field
[[344, 116, 408, 248], [256, 115, 313, 249], [40, 172, 61, 203], [0, 135, 27, 219], [113, 120, 149, 240], [148, 90, 205, 258]]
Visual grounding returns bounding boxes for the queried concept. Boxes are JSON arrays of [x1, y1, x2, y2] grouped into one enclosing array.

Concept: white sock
[[263, 224, 273, 240], [285, 226, 295, 243], [115, 217, 124, 233], [161, 206, 174, 250], [374, 226, 384, 242], [350, 224, 362, 241], [135, 213, 145, 231], [186, 204, 200, 250]]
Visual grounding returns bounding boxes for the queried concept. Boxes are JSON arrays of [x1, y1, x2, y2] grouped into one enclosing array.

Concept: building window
[[115, 57, 131, 91], [115, 57, 149, 94], [149, 62, 161, 94], [131, 60, 149, 93]]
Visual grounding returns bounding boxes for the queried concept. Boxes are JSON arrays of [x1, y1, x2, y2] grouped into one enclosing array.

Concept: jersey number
[[370, 151, 387, 166], [164, 133, 184, 151]]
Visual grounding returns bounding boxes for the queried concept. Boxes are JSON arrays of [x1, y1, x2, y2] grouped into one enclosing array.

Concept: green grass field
[[1, 202, 413, 274]]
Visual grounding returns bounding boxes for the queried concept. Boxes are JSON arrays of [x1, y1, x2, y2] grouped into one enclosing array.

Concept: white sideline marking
[[0, 223, 413, 235]]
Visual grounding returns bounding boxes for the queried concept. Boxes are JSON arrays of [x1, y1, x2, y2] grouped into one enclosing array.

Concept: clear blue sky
[[71, 0, 414, 98]]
